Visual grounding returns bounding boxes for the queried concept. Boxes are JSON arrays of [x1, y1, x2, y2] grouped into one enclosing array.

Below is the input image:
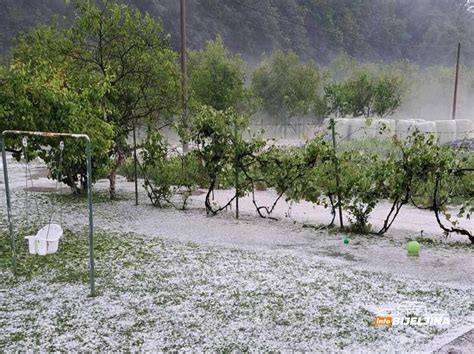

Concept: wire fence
[[248, 119, 473, 141], [1, 119, 472, 238], [158, 118, 473, 151]]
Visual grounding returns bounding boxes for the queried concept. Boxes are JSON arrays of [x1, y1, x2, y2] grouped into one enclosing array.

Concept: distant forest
[[1, 0, 474, 66]]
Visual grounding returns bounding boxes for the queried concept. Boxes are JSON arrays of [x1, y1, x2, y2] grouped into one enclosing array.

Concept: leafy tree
[[140, 133, 206, 209], [0, 50, 114, 194], [188, 36, 246, 111], [6, 1, 181, 198], [397, 133, 473, 242], [65, 1, 180, 198], [372, 75, 404, 117], [251, 50, 324, 131], [324, 71, 405, 118], [191, 105, 251, 214]]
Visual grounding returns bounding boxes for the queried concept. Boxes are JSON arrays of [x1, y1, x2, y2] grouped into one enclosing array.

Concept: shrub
[[140, 132, 207, 209]]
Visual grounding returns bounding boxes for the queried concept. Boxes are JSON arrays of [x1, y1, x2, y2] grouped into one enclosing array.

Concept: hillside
[[1, 0, 473, 65]]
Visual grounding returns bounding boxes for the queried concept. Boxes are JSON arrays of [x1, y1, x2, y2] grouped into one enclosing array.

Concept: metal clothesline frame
[[1, 130, 96, 297]]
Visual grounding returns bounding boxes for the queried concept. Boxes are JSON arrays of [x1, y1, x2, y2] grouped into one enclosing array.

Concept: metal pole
[[180, 0, 189, 153], [133, 120, 138, 206], [23, 138, 29, 226], [2, 130, 96, 296], [85, 138, 96, 297], [234, 119, 239, 219], [452, 43, 461, 120], [1, 135, 17, 275], [330, 118, 344, 228]]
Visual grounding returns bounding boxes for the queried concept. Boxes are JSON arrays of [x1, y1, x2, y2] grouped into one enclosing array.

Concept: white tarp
[[414, 121, 437, 139], [347, 118, 375, 140], [455, 119, 472, 140], [435, 120, 457, 144], [321, 118, 350, 141], [396, 120, 417, 141], [371, 119, 396, 140]]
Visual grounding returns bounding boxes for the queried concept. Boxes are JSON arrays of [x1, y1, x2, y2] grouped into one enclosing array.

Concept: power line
[[227, 0, 466, 50]]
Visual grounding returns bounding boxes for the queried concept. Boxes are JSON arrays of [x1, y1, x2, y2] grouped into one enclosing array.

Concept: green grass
[[1, 225, 472, 351], [46, 190, 128, 205], [338, 138, 397, 157], [0, 228, 133, 286]]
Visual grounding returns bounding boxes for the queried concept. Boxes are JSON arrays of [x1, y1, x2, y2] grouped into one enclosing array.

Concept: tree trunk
[[109, 171, 117, 199], [109, 150, 125, 199], [68, 174, 79, 195]]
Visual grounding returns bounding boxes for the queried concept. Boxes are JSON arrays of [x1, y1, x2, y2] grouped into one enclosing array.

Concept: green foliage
[[188, 36, 247, 111], [372, 75, 405, 117], [0, 42, 114, 193], [2, 1, 473, 66], [140, 132, 207, 209], [251, 50, 324, 122], [338, 151, 387, 232], [397, 133, 473, 239], [276, 136, 387, 232], [66, 1, 180, 198], [1, 0, 181, 197], [248, 131, 472, 237], [135, 105, 472, 241], [324, 71, 405, 118], [0, 228, 117, 283], [191, 105, 257, 214], [140, 104, 263, 213], [118, 158, 143, 182], [258, 147, 308, 195]]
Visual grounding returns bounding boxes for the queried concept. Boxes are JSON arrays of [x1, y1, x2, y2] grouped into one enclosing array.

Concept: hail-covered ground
[[1, 155, 473, 351]]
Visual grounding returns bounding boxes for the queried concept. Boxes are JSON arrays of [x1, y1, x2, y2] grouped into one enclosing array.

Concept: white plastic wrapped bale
[[318, 118, 331, 140], [321, 118, 350, 142], [346, 118, 375, 140], [435, 120, 457, 144], [372, 119, 396, 140], [396, 120, 417, 141], [455, 119, 473, 140], [335, 118, 351, 141], [414, 121, 437, 140], [300, 120, 318, 140], [320, 118, 332, 140]]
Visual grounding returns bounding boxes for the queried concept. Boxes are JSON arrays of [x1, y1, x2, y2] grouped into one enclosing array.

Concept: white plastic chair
[[25, 224, 63, 255]]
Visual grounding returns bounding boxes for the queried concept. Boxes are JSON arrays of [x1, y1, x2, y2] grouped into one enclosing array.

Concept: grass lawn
[[1, 226, 472, 351]]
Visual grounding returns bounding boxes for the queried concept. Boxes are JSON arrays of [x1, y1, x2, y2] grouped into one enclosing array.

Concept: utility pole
[[180, 0, 189, 152], [452, 42, 461, 120]]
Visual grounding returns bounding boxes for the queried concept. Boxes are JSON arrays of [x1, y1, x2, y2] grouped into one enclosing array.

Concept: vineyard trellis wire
[[135, 112, 473, 243]]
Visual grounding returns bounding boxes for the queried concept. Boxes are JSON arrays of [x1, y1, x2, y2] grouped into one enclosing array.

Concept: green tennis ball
[[407, 241, 420, 255], [343, 238, 350, 245]]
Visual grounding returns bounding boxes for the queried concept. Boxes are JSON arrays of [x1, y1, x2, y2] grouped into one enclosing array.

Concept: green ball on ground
[[343, 238, 350, 245], [407, 240, 420, 255]]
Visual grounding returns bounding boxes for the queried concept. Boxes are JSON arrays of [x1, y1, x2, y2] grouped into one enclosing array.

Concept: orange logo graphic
[[372, 315, 393, 327]]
